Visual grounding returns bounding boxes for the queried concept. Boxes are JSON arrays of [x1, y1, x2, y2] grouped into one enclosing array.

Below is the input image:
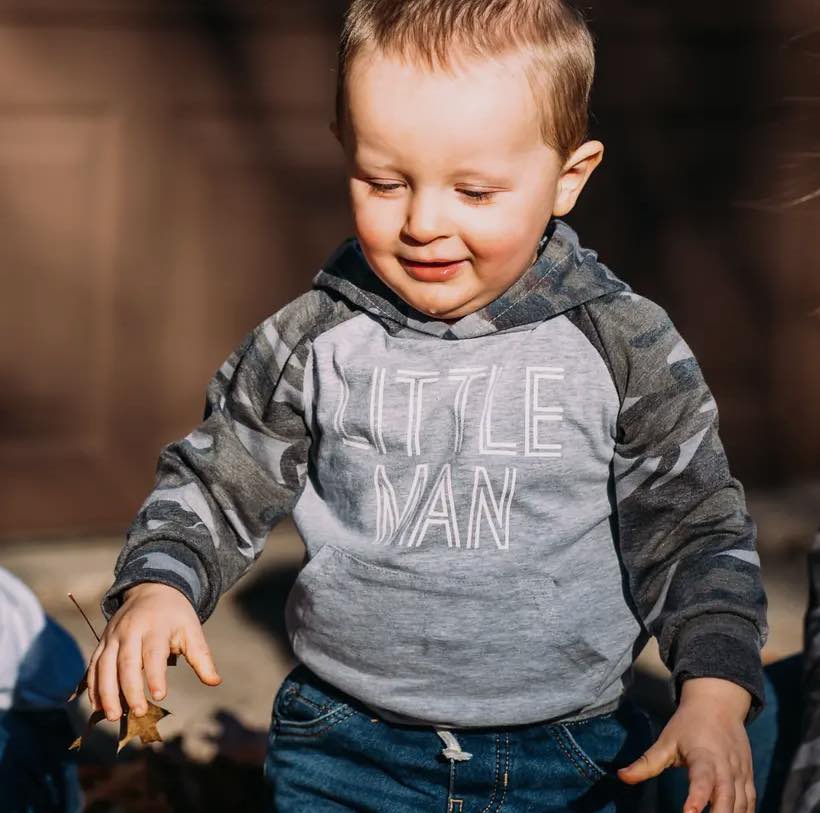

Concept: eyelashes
[[366, 181, 496, 204], [461, 189, 494, 202], [366, 181, 402, 195]]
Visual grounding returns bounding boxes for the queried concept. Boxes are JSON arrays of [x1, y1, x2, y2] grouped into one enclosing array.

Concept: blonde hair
[[335, 0, 596, 161]]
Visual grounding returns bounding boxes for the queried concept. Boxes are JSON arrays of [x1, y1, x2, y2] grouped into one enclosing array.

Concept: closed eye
[[367, 181, 403, 195], [460, 189, 495, 203], [365, 181, 497, 203]]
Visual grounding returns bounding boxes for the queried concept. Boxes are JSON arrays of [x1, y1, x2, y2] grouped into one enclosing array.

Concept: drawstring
[[435, 728, 472, 762]]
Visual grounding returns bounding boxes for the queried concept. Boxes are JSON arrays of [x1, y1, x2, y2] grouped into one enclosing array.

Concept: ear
[[552, 140, 604, 217]]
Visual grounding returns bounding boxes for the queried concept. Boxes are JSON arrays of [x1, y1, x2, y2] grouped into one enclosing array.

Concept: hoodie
[[102, 218, 767, 728]]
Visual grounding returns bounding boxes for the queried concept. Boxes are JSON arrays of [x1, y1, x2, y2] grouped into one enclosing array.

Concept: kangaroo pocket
[[284, 544, 617, 726]]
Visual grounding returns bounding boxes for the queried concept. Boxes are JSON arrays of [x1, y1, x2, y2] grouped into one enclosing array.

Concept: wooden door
[[0, 1, 350, 536]]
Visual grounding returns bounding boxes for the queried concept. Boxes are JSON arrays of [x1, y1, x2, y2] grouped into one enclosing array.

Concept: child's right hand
[[86, 582, 222, 721]]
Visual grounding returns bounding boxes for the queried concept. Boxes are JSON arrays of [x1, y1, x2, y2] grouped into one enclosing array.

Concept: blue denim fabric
[[0, 709, 82, 813], [264, 664, 655, 812]]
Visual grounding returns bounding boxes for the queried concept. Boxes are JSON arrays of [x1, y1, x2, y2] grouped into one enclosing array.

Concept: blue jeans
[[264, 664, 655, 812]]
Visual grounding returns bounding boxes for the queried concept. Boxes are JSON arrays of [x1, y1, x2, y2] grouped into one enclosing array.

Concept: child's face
[[334, 46, 603, 321]]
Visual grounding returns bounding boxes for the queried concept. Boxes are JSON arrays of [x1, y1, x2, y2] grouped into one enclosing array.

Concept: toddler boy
[[89, 2, 767, 811]]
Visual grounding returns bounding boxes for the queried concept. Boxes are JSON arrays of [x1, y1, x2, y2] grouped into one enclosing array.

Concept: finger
[[745, 780, 757, 813], [96, 640, 123, 721], [117, 637, 147, 717], [182, 627, 222, 687], [732, 776, 747, 813], [683, 759, 716, 813], [143, 636, 171, 702], [710, 773, 736, 813], [618, 739, 676, 784], [86, 644, 103, 710]]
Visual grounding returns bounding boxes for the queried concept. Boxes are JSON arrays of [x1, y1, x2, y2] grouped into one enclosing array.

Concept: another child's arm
[[581, 292, 767, 813], [90, 291, 335, 719]]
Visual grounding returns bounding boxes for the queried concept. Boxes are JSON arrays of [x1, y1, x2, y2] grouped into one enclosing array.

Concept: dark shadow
[[80, 727, 269, 813], [625, 665, 675, 722], [232, 560, 301, 660]]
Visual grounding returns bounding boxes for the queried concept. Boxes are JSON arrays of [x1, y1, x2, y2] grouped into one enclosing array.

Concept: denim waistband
[[281, 662, 624, 734]]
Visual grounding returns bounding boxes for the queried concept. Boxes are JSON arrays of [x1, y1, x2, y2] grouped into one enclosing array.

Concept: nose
[[401, 188, 450, 244]]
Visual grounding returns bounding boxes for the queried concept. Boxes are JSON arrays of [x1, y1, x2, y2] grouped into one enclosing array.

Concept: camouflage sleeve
[[101, 289, 344, 623], [582, 291, 768, 713], [780, 530, 820, 811]]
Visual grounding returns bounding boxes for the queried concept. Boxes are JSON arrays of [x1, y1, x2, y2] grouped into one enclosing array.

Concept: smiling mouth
[[399, 257, 466, 281]]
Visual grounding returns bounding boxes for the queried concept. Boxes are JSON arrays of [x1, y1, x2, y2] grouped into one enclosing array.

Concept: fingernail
[[153, 690, 163, 700]]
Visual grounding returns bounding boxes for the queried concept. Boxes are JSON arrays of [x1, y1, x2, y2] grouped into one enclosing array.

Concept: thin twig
[[68, 593, 101, 642]]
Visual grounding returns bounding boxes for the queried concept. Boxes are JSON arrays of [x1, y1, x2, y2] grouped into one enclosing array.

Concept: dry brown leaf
[[70, 701, 171, 752], [117, 702, 171, 753], [68, 669, 171, 753], [67, 670, 87, 703], [69, 708, 105, 751]]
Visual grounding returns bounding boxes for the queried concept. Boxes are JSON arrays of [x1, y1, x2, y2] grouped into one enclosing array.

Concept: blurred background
[[0, 0, 817, 809]]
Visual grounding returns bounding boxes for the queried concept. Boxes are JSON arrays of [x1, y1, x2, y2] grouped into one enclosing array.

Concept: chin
[[377, 269, 472, 319], [408, 295, 465, 320], [401, 281, 467, 316]]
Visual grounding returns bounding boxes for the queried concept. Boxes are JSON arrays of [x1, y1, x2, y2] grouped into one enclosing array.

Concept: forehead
[[344, 47, 546, 166]]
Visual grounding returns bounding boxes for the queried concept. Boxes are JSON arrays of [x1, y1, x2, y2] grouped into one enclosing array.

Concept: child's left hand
[[617, 677, 755, 813]]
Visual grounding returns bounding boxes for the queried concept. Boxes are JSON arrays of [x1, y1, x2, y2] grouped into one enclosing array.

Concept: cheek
[[351, 198, 397, 254], [463, 196, 544, 264], [468, 224, 534, 265]]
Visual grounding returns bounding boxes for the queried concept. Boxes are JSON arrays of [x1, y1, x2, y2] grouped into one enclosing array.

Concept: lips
[[399, 257, 466, 282]]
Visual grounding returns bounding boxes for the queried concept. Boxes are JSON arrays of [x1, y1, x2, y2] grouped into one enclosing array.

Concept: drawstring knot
[[435, 728, 472, 762]]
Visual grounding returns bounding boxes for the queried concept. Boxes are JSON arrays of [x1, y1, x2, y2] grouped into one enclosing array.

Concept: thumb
[[617, 740, 676, 784], [182, 628, 222, 687]]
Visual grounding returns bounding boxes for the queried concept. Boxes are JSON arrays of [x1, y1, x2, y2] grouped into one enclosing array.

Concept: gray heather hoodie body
[[103, 219, 767, 728]]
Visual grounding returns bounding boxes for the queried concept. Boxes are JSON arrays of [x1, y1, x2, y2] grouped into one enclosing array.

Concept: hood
[[312, 218, 626, 340]]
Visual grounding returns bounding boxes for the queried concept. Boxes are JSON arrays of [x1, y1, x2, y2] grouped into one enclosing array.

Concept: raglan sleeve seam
[[579, 300, 627, 406]]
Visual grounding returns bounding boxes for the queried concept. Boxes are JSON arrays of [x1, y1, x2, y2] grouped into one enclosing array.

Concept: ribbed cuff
[[100, 541, 211, 622], [671, 614, 765, 724]]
